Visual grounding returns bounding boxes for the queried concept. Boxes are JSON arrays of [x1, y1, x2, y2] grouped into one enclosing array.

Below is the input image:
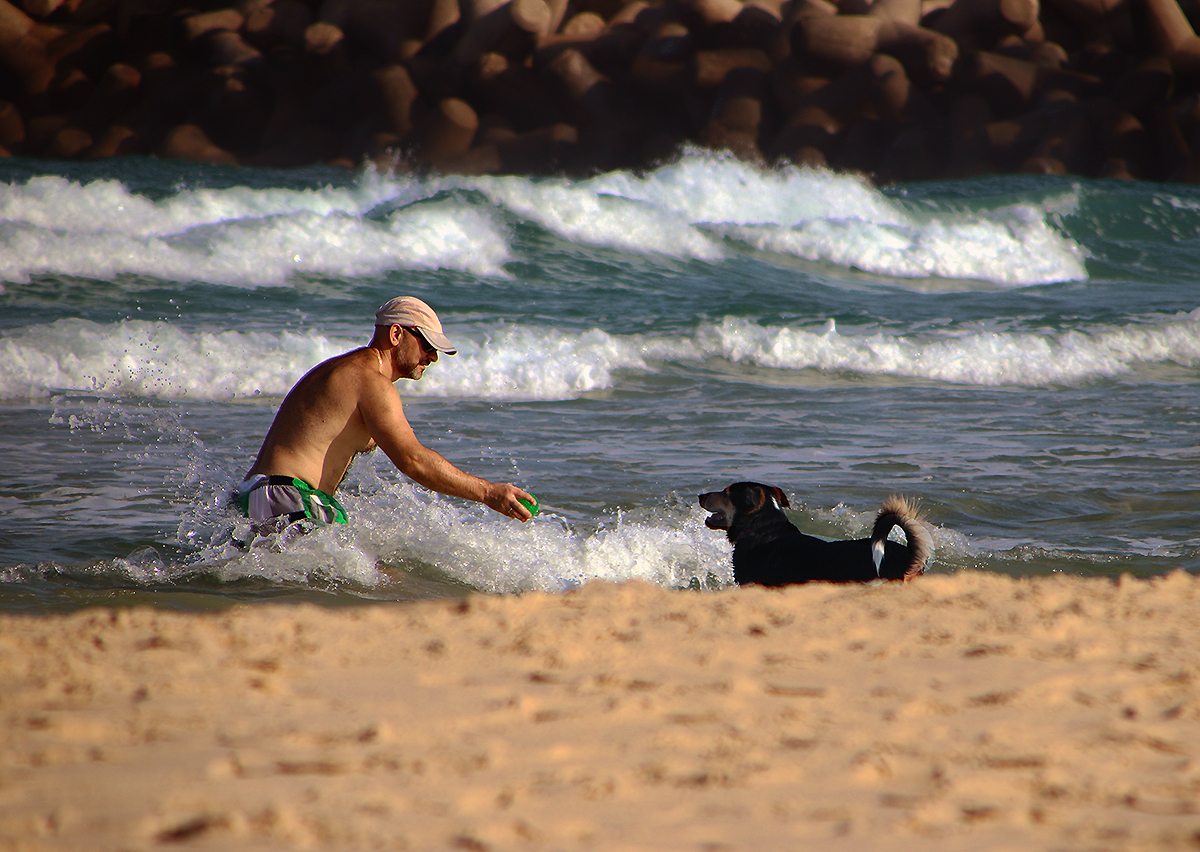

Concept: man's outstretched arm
[[360, 375, 534, 520]]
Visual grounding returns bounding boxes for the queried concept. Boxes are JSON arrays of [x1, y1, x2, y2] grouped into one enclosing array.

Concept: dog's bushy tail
[[870, 495, 934, 581]]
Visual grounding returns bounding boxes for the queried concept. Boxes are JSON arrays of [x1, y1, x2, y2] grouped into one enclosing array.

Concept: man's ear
[[388, 323, 402, 346]]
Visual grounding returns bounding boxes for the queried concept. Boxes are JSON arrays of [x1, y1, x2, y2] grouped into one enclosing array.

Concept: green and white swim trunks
[[237, 474, 349, 527]]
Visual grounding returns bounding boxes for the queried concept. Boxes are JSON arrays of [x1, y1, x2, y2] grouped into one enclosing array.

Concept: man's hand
[[484, 482, 537, 522]]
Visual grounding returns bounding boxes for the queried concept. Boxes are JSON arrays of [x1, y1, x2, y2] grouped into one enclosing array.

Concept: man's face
[[399, 325, 438, 380]]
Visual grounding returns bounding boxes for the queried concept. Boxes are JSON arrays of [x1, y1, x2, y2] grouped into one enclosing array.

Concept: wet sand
[[3, 570, 1200, 850]]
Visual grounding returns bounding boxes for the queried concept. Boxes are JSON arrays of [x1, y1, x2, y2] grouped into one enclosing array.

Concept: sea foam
[[0, 175, 509, 285], [4, 310, 1199, 400], [701, 310, 1200, 385], [441, 172, 726, 261], [1, 153, 1087, 287], [0, 319, 353, 399], [171, 474, 732, 594], [461, 152, 1088, 286], [345, 480, 732, 593], [718, 205, 1084, 286]]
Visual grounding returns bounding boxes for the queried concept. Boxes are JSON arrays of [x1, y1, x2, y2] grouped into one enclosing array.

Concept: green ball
[[518, 495, 539, 517]]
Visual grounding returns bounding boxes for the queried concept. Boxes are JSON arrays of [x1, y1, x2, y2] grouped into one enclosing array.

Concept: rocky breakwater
[[3, 0, 1200, 181]]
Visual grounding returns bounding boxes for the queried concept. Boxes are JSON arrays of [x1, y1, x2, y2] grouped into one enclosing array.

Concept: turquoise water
[[1, 151, 1197, 611]]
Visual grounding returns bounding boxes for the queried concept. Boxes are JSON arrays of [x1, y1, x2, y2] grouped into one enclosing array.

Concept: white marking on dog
[[872, 539, 885, 577]]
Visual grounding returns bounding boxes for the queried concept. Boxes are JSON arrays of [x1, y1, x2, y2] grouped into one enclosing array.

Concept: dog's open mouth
[[704, 510, 730, 530], [698, 492, 733, 530]]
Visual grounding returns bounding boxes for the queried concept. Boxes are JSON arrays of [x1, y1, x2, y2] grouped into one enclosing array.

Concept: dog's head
[[698, 481, 791, 532]]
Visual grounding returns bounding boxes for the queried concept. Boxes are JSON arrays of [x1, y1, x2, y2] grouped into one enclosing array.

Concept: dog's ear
[[771, 487, 790, 508]]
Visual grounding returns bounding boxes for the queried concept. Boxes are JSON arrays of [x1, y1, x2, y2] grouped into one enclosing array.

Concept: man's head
[[374, 297, 458, 355]]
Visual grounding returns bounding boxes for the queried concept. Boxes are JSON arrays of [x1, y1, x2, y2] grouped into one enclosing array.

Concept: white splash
[[175, 477, 732, 594]]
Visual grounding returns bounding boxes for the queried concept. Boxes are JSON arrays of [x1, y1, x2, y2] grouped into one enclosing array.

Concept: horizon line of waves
[[0, 184, 508, 286], [0, 320, 702, 401], [0, 172, 419, 237], [438, 172, 727, 262], [586, 150, 908, 225], [3, 154, 1086, 287], [4, 312, 1198, 400], [717, 207, 1086, 286], [701, 312, 1200, 386], [0, 319, 354, 400], [444, 152, 1086, 285]]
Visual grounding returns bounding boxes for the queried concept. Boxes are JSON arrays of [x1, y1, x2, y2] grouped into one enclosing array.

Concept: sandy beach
[[3, 570, 1200, 851]]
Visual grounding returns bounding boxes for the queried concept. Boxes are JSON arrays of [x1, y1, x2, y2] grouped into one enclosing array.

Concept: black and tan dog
[[699, 481, 933, 586]]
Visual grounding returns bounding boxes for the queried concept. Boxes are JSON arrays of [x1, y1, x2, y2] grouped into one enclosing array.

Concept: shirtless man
[[238, 296, 534, 531]]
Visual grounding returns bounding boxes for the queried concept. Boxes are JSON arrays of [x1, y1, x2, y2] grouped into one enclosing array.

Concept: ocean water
[[1, 150, 1197, 612]]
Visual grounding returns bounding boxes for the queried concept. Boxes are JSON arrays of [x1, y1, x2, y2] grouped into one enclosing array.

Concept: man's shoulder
[[313, 348, 374, 378], [334, 349, 403, 402], [293, 349, 375, 398]]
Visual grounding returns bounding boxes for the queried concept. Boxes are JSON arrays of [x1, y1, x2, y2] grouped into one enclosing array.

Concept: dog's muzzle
[[698, 491, 732, 530]]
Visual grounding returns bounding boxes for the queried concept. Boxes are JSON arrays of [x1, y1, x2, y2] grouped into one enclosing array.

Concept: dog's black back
[[699, 481, 932, 586]]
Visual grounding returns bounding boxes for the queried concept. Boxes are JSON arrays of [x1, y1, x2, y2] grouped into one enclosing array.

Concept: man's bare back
[[243, 297, 534, 524], [247, 346, 384, 494]]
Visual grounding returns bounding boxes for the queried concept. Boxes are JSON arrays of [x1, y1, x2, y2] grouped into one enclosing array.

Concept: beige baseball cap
[[374, 296, 457, 355]]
